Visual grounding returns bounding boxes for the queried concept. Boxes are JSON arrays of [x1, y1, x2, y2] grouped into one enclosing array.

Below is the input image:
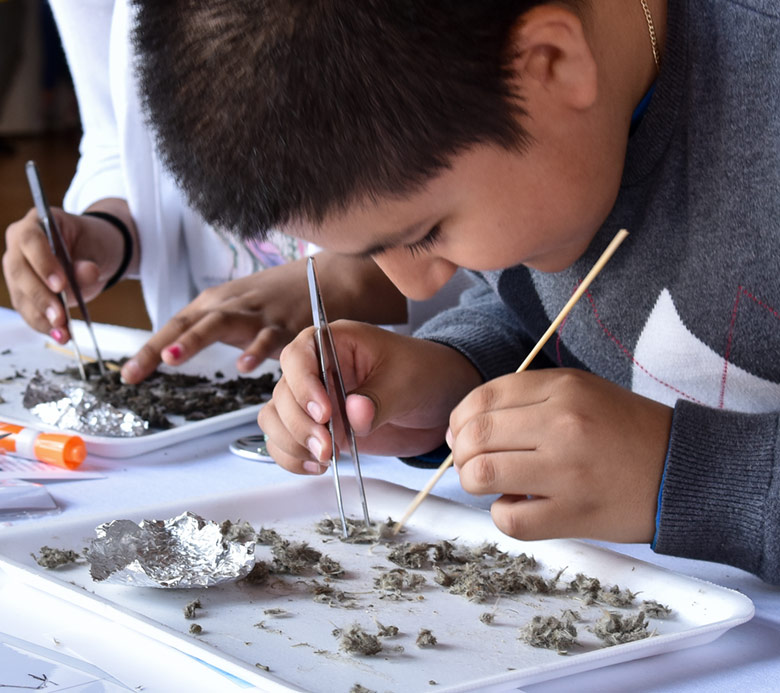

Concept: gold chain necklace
[[640, 0, 660, 70]]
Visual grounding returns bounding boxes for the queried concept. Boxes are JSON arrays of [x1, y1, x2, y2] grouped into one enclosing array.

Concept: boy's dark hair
[[132, 1, 582, 239]]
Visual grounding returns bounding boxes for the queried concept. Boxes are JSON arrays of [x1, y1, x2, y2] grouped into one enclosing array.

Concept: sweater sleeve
[[653, 399, 780, 584], [48, 0, 126, 212], [413, 273, 548, 382]]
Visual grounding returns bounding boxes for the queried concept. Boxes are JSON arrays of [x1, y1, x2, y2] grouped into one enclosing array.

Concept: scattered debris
[[560, 609, 581, 623], [568, 573, 637, 608], [32, 546, 82, 569], [271, 540, 324, 575], [520, 615, 578, 654], [255, 527, 283, 545], [336, 624, 383, 656], [374, 620, 399, 637], [316, 517, 396, 544], [350, 685, 376, 693], [373, 567, 426, 599], [593, 610, 654, 646], [220, 519, 257, 543], [316, 554, 345, 577], [189, 623, 203, 635], [242, 560, 271, 586], [75, 361, 276, 429], [263, 608, 289, 617], [416, 628, 438, 648], [183, 598, 202, 619], [310, 580, 359, 608], [387, 542, 432, 569], [641, 600, 673, 619]]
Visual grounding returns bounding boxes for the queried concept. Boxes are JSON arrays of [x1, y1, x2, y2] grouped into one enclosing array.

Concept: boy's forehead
[[285, 210, 427, 257], [285, 185, 439, 255]]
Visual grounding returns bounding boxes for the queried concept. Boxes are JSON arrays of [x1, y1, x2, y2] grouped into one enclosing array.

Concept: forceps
[[307, 256, 371, 537], [26, 160, 106, 380]]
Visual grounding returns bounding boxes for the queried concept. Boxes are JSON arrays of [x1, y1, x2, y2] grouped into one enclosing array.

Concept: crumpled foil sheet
[[23, 372, 148, 437], [86, 511, 256, 588]]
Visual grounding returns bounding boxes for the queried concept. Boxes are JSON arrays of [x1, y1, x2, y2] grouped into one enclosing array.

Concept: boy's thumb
[[345, 393, 379, 436]]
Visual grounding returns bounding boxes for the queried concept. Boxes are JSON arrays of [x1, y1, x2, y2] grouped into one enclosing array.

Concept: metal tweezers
[[25, 160, 106, 381], [307, 256, 371, 537]]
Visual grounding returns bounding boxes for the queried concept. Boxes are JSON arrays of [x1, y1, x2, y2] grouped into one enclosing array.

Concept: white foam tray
[[0, 317, 278, 458], [0, 477, 754, 692]]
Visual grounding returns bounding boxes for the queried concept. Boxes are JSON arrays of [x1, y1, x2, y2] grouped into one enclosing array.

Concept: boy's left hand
[[448, 368, 673, 544]]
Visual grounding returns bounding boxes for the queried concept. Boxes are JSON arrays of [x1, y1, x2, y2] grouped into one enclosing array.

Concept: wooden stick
[[44, 341, 122, 372], [392, 228, 629, 534]]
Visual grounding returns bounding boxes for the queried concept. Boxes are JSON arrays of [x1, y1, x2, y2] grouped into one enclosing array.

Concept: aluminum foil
[[86, 511, 256, 588], [23, 372, 148, 437]]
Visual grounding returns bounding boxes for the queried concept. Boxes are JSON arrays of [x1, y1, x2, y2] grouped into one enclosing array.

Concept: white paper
[[0, 480, 58, 512], [0, 456, 106, 481]]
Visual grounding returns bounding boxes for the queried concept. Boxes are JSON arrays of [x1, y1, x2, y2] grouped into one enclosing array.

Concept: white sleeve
[[48, 0, 126, 212]]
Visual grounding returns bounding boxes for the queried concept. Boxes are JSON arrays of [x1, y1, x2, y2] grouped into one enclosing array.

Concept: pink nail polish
[[49, 328, 64, 342], [166, 344, 183, 360]]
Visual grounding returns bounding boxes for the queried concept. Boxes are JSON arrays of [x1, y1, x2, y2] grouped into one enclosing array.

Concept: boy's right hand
[[3, 207, 125, 344], [258, 321, 483, 475]]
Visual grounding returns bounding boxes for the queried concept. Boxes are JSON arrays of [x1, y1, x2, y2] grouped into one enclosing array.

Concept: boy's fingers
[[277, 328, 333, 425], [257, 388, 331, 473], [457, 449, 550, 498], [449, 371, 550, 438], [269, 375, 334, 461], [344, 393, 377, 436], [451, 407, 543, 471], [490, 495, 572, 542]]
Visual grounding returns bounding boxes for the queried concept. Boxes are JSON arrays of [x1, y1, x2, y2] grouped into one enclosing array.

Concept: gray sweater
[[416, 0, 780, 583]]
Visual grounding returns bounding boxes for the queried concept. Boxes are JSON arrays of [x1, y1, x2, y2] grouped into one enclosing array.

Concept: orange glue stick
[[0, 422, 87, 470]]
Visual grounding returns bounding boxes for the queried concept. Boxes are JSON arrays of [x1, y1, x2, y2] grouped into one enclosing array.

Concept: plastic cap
[[34, 433, 87, 469]]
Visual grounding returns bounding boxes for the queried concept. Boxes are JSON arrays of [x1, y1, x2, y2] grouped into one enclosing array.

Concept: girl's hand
[[3, 205, 130, 343]]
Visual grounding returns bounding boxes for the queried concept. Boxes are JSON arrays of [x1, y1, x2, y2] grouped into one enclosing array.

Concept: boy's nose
[[374, 253, 457, 300]]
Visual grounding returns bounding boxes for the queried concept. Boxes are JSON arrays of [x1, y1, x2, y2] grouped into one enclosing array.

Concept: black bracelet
[[82, 211, 133, 291]]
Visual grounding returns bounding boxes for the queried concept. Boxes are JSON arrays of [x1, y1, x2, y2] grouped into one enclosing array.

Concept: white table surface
[[1, 307, 778, 692]]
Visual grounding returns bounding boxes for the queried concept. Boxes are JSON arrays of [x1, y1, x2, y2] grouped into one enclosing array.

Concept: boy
[[131, 0, 780, 583]]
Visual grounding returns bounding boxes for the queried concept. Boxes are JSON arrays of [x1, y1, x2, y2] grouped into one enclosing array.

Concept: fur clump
[[316, 517, 396, 544], [33, 546, 82, 569], [335, 624, 383, 656], [593, 610, 654, 646], [519, 614, 578, 654], [415, 628, 438, 648]]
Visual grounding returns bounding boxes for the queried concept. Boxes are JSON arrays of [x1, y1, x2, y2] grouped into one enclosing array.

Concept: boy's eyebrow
[[353, 220, 429, 259]]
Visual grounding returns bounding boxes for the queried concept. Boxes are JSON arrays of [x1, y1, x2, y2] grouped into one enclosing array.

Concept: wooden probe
[[392, 228, 630, 534]]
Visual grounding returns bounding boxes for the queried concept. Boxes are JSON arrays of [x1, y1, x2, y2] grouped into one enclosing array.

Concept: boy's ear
[[510, 6, 598, 111]]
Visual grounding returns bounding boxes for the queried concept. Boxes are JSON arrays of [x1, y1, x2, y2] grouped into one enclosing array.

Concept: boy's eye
[[405, 224, 442, 258]]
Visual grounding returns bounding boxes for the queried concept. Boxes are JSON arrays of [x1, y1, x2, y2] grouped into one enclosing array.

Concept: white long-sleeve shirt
[[49, 0, 308, 329], [48, 0, 471, 332]]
